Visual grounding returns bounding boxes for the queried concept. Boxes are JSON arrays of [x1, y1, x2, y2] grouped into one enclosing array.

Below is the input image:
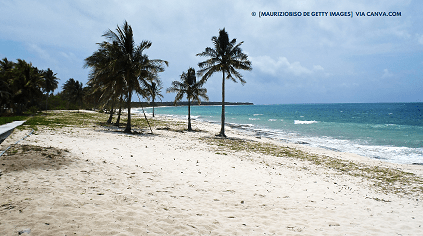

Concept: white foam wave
[[294, 120, 318, 124]]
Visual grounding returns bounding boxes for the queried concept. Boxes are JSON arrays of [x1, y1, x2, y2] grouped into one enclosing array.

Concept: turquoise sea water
[[135, 103, 423, 164]]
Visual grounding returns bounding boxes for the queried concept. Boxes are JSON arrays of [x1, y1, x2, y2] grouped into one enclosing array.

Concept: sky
[[0, 0, 422, 104]]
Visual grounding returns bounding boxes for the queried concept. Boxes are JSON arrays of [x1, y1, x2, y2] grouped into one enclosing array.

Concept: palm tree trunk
[[188, 98, 192, 131], [115, 107, 122, 126], [152, 97, 155, 117], [115, 95, 123, 126], [124, 91, 132, 133], [219, 71, 226, 137], [45, 92, 49, 110], [107, 100, 114, 124]]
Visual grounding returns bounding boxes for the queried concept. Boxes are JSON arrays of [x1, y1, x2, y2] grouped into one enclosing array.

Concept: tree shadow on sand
[[97, 122, 158, 137]]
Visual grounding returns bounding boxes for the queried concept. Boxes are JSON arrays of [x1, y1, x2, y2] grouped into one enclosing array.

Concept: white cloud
[[26, 43, 53, 62], [382, 68, 394, 78], [418, 34, 423, 45], [313, 65, 324, 71], [0, 0, 421, 103], [251, 55, 325, 77]]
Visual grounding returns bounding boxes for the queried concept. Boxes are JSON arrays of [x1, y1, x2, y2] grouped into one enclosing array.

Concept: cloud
[[0, 0, 421, 103], [60, 51, 78, 62], [418, 34, 423, 45], [251, 55, 325, 77], [382, 68, 394, 78], [26, 43, 53, 62]]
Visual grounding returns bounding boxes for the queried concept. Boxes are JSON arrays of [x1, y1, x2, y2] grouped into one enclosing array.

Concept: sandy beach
[[1, 111, 422, 235]]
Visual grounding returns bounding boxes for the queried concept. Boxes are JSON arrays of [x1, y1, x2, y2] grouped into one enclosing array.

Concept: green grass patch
[[130, 117, 171, 129], [0, 116, 28, 125], [20, 111, 110, 131], [20, 110, 182, 133]]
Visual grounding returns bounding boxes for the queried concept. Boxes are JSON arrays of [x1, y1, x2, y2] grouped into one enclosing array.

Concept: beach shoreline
[[153, 112, 423, 178], [143, 103, 423, 165], [1, 111, 422, 235]]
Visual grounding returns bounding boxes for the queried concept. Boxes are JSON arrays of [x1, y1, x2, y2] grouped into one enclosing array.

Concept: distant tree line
[[0, 58, 59, 114], [0, 57, 107, 114]]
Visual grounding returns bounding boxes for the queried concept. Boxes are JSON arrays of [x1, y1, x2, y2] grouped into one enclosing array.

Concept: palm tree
[[62, 78, 84, 111], [197, 28, 252, 137], [10, 59, 44, 114], [85, 41, 126, 124], [167, 68, 209, 131], [101, 21, 168, 133], [147, 81, 164, 117], [42, 68, 59, 110], [0, 58, 14, 113]]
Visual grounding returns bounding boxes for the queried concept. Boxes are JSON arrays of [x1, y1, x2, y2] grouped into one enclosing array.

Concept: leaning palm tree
[[85, 41, 127, 124], [102, 21, 168, 133], [197, 28, 252, 137], [42, 68, 59, 110], [167, 67, 209, 131]]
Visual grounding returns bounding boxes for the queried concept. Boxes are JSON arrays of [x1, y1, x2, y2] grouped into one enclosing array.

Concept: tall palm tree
[[101, 21, 168, 133], [167, 68, 209, 131], [197, 28, 252, 137], [62, 78, 84, 111], [85, 41, 126, 124], [42, 68, 59, 110]]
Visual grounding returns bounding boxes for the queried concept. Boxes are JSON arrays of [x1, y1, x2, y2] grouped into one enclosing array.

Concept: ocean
[[135, 103, 423, 165]]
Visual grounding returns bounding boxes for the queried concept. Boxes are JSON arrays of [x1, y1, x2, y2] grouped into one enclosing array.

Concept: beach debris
[[329, 223, 340, 227], [295, 141, 309, 145], [1, 203, 15, 210], [18, 229, 31, 235]]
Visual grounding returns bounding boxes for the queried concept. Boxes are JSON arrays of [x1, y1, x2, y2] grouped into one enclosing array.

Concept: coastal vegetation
[[0, 58, 60, 114], [20, 110, 171, 132], [62, 78, 84, 112], [197, 28, 252, 137], [84, 20, 168, 133], [167, 68, 209, 131], [0, 57, 98, 114]]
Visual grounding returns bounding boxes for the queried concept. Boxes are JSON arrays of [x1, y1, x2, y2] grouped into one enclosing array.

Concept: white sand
[[0, 114, 422, 235]]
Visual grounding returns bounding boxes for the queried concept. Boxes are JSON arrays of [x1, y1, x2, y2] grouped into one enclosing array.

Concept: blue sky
[[0, 0, 422, 104]]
